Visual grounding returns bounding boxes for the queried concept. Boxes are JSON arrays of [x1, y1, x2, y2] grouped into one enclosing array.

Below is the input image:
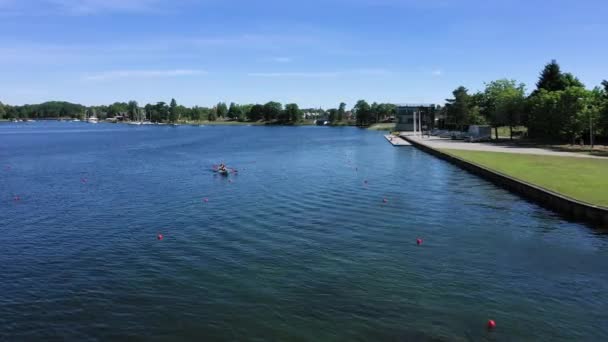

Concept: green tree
[[445, 86, 471, 129], [584, 88, 603, 146], [0, 102, 6, 120], [189, 106, 200, 121], [248, 104, 264, 121], [263, 101, 282, 122], [5, 105, 16, 119], [562, 73, 584, 88], [189, 106, 207, 121], [216, 102, 228, 118], [468, 92, 487, 126], [377, 103, 396, 122], [239, 104, 253, 121], [227, 102, 243, 121], [176, 105, 188, 122], [600, 80, 608, 138], [168, 98, 178, 123], [533, 60, 584, 95], [144, 104, 154, 122], [128, 100, 139, 121], [327, 108, 337, 123], [370, 102, 380, 123], [354, 100, 371, 126], [284, 103, 302, 123], [527, 89, 562, 140], [528, 87, 594, 143], [154, 102, 169, 122], [208, 107, 217, 121], [94, 105, 108, 120], [535, 60, 566, 93], [559, 87, 590, 145], [337, 102, 346, 122], [107, 102, 128, 117], [483, 79, 525, 139]]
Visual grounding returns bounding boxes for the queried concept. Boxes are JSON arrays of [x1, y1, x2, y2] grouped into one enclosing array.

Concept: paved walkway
[[401, 135, 606, 159]]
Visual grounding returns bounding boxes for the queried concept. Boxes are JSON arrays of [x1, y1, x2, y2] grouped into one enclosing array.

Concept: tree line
[[0, 97, 397, 126], [440, 60, 608, 143], [0, 99, 308, 125]]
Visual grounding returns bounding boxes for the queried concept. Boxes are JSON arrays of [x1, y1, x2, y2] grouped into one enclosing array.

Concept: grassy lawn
[[441, 149, 608, 208]]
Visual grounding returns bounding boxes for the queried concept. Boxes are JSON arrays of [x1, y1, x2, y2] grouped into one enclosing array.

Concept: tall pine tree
[[535, 60, 565, 92], [169, 98, 178, 123], [534, 60, 583, 94]]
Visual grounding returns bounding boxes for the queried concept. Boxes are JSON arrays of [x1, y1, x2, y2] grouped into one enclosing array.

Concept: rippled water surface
[[1, 121, 607, 341]]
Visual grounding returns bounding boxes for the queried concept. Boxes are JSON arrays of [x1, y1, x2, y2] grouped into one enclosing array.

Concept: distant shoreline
[[1, 118, 395, 130]]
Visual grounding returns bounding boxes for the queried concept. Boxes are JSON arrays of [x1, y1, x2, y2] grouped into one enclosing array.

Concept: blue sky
[[1, 0, 607, 108]]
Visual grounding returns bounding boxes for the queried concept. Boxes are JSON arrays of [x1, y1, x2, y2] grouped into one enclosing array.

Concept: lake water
[[1, 121, 607, 341]]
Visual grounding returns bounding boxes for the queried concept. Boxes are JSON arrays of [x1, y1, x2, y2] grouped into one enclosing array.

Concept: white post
[[419, 110, 422, 137], [413, 110, 417, 136]]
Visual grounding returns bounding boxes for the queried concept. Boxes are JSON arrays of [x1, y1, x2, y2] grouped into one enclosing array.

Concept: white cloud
[[271, 57, 292, 63], [248, 72, 340, 78], [355, 68, 392, 76], [0, 0, 171, 15], [52, 0, 161, 13], [84, 69, 206, 81], [248, 68, 392, 78], [431, 69, 442, 76]]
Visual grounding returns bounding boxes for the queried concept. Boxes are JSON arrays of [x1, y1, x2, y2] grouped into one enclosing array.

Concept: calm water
[[1, 121, 607, 341]]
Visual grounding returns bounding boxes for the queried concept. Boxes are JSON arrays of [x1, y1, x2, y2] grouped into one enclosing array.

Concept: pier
[[384, 135, 411, 146]]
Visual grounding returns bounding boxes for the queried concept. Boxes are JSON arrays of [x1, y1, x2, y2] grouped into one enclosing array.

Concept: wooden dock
[[384, 135, 411, 146]]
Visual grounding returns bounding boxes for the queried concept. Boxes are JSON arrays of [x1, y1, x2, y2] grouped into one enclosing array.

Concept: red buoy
[[487, 320, 496, 329], [203, 198, 209, 203], [383, 198, 388, 203], [416, 238, 423, 246], [157, 233, 164, 240]]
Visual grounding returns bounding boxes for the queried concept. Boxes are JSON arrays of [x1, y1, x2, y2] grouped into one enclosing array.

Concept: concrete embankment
[[401, 135, 608, 228]]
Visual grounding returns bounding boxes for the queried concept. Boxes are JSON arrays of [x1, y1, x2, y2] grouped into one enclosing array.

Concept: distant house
[[394, 104, 436, 132], [303, 112, 319, 120]]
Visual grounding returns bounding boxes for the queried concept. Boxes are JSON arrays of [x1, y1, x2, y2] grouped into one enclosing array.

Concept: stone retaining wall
[[402, 136, 608, 228]]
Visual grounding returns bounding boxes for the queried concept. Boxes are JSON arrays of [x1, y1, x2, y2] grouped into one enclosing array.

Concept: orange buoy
[[487, 320, 496, 329]]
